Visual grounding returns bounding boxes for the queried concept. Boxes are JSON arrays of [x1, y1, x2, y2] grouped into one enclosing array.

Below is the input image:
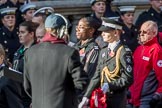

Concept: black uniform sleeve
[[68, 49, 88, 91], [83, 51, 102, 98]]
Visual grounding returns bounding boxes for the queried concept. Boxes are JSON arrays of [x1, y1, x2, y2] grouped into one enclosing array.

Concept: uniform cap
[[45, 13, 66, 29], [33, 7, 54, 17], [20, 3, 36, 13], [0, 7, 17, 16], [98, 17, 123, 31], [118, 6, 136, 12], [90, 0, 106, 5]]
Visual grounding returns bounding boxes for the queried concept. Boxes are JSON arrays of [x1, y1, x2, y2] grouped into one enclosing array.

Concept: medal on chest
[[109, 51, 115, 57]]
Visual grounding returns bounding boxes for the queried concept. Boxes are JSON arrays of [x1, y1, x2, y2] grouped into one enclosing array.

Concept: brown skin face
[[76, 19, 94, 44]]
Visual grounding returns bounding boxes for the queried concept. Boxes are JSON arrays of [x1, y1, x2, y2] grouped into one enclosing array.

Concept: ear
[[29, 32, 34, 38], [91, 6, 95, 11], [121, 15, 124, 21], [0, 55, 4, 61], [1, 18, 5, 24]]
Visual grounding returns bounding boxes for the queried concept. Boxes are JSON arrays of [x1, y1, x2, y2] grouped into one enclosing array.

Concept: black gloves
[[149, 93, 161, 108]]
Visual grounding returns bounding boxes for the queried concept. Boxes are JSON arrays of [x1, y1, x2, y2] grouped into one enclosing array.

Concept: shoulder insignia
[[94, 45, 99, 50], [157, 60, 162, 67], [125, 47, 131, 52], [102, 52, 106, 58]]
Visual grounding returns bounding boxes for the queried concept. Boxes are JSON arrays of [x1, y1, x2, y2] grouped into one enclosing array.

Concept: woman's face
[[121, 12, 134, 26], [76, 20, 93, 40], [101, 30, 117, 43], [2, 15, 16, 28], [19, 26, 34, 45]]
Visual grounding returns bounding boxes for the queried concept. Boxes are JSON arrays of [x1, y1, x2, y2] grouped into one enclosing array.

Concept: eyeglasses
[[76, 26, 90, 31], [138, 30, 150, 35]]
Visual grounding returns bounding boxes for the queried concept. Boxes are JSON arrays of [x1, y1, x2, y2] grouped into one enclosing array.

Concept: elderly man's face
[[150, 0, 162, 12], [139, 23, 156, 44]]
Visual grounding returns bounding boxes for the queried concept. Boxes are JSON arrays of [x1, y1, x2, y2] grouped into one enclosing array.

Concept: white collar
[[108, 40, 120, 51]]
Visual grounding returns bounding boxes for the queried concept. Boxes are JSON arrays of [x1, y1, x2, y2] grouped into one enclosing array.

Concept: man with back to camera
[[23, 13, 88, 108]]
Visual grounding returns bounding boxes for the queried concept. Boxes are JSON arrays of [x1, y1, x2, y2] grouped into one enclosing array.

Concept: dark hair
[[80, 17, 102, 37], [19, 21, 39, 41]]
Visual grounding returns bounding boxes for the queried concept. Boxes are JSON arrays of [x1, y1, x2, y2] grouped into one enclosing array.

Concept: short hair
[[20, 21, 39, 33], [79, 17, 101, 37], [80, 17, 101, 29], [141, 20, 158, 36]]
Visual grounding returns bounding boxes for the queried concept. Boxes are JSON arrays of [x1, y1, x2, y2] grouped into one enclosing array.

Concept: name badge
[[142, 56, 150, 61]]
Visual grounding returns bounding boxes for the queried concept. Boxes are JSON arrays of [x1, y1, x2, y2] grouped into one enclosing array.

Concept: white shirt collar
[[108, 40, 120, 51]]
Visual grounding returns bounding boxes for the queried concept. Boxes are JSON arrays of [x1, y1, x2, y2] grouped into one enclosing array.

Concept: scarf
[[42, 32, 66, 44]]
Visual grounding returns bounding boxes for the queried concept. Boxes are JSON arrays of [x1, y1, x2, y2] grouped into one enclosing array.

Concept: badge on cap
[[157, 60, 162, 67]]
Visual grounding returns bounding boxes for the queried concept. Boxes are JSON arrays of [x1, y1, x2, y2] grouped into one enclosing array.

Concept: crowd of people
[[0, 0, 162, 108]]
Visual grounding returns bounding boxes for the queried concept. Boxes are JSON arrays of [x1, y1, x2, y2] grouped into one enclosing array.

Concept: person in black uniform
[[20, 2, 37, 21], [0, 7, 21, 64], [0, 43, 24, 108], [74, 17, 100, 80], [79, 18, 133, 108], [118, 6, 139, 52], [12, 21, 38, 108], [90, 0, 109, 48], [135, 0, 162, 30]]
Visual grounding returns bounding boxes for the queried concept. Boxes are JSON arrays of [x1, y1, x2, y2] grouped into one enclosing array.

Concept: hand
[[101, 83, 109, 94], [78, 97, 89, 108], [149, 93, 161, 108]]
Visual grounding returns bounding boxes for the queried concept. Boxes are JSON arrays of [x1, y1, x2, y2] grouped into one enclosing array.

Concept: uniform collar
[[108, 40, 120, 51], [76, 38, 94, 49]]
